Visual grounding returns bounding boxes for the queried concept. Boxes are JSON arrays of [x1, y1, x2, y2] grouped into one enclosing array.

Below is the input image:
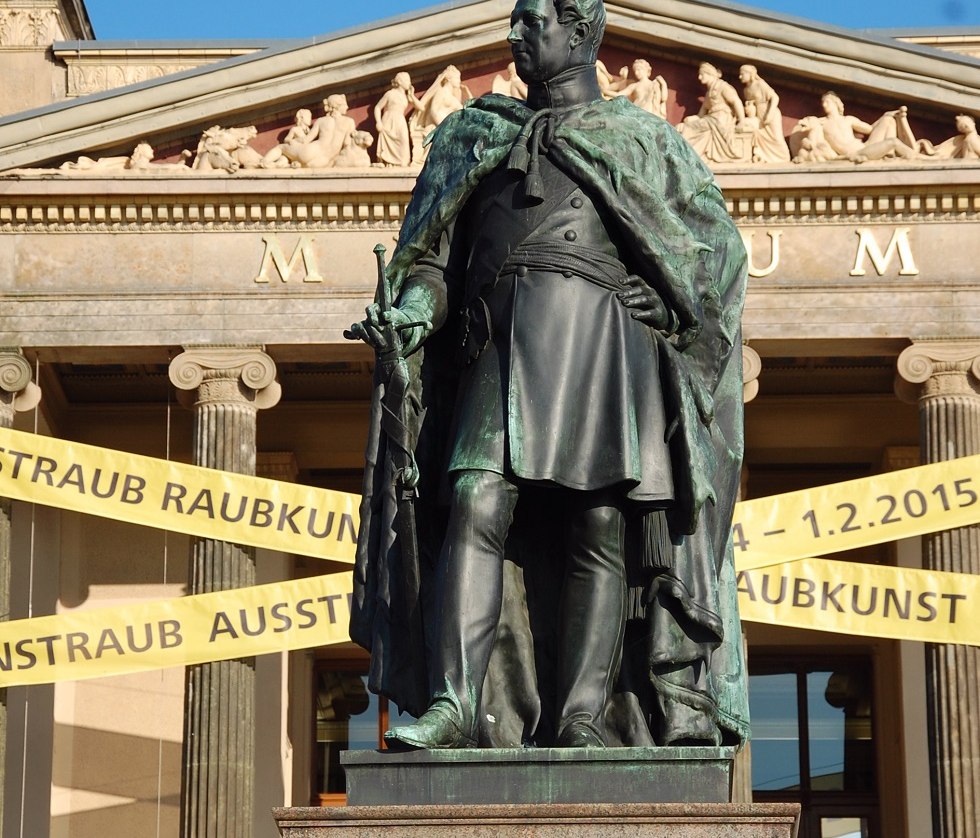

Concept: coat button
[[516, 265, 528, 277], [570, 196, 584, 208], [564, 230, 577, 241]]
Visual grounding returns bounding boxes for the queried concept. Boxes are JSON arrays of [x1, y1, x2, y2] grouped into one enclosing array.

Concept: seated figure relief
[[605, 59, 668, 118], [790, 92, 919, 163], [676, 62, 748, 164]]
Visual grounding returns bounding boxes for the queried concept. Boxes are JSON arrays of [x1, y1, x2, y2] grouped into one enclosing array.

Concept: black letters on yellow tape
[[0, 574, 353, 688], [5, 427, 979, 576], [732, 455, 980, 571], [0, 426, 358, 564], [738, 559, 979, 645], [5, 556, 979, 688]]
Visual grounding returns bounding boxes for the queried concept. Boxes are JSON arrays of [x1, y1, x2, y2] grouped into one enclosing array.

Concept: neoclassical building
[[0, 1, 979, 836]]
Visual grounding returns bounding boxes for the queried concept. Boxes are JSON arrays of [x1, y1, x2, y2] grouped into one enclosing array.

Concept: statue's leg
[[387, 469, 518, 748], [555, 492, 626, 747]]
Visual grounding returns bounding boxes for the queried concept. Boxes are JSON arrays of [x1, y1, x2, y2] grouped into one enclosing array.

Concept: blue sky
[[85, 0, 978, 41]]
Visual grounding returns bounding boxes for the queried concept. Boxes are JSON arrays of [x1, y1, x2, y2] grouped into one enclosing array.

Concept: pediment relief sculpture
[[374, 73, 422, 167], [603, 59, 668, 118], [914, 114, 980, 160], [491, 62, 529, 101], [789, 94, 919, 163], [738, 64, 791, 163], [409, 65, 473, 165], [53, 142, 191, 173], [676, 62, 748, 164], [3, 55, 978, 177]]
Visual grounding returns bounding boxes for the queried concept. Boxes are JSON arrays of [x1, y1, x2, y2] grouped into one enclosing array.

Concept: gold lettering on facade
[[254, 235, 323, 283], [739, 230, 782, 278], [850, 227, 919, 277]]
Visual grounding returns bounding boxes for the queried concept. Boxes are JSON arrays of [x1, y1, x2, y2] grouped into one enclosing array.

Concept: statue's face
[[508, 0, 577, 83]]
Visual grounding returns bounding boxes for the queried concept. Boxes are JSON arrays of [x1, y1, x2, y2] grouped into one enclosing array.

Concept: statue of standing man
[[348, 0, 749, 752]]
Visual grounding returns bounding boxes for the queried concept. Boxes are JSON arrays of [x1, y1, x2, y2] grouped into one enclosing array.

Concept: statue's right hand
[[343, 304, 432, 356]]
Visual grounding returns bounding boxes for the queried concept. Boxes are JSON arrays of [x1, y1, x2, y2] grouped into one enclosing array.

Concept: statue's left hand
[[617, 275, 673, 333]]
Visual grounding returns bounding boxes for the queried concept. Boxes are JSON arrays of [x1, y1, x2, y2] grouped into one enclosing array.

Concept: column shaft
[[0, 350, 40, 822], [898, 342, 980, 838], [171, 349, 279, 838]]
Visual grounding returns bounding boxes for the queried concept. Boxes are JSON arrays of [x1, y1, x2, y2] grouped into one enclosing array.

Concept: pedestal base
[[274, 803, 801, 837], [341, 746, 734, 806]]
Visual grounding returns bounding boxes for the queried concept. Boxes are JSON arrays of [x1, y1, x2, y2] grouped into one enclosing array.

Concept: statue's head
[[507, 0, 606, 83], [697, 62, 721, 85], [955, 114, 976, 135], [324, 94, 349, 115], [821, 92, 844, 116]]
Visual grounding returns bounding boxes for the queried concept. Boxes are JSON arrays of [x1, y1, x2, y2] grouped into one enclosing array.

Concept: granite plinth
[[274, 802, 802, 837], [341, 747, 734, 806]]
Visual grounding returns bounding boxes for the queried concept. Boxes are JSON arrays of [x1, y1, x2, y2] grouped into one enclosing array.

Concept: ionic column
[[897, 340, 980, 838], [169, 347, 280, 838], [731, 345, 762, 804], [0, 349, 41, 821]]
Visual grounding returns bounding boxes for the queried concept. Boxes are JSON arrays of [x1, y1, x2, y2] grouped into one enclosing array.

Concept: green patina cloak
[[351, 93, 750, 745]]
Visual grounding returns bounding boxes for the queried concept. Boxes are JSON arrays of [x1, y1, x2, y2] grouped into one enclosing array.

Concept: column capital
[[896, 340, 980, 402], [742, 345, 762, 404], [169, 346, 281, 410], [0, 349, 42, 413]]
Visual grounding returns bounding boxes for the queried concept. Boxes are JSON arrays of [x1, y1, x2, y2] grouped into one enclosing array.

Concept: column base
[[274, 802, 801, 837]]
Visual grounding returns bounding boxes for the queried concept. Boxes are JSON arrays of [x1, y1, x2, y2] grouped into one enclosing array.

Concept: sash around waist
[[498, 239, 629, 293]]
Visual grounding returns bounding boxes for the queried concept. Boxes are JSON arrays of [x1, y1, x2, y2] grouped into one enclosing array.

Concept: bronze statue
[[347, 0, 749, 752]]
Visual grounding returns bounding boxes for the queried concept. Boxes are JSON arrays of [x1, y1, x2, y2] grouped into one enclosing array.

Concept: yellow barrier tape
[[4, 427, 980, 574], [0, 426, 359, 564], [4, 554, 979, 688], [738, 559, 978, 645], [732, 455, 980, 571], [0, 574, 352, 688]]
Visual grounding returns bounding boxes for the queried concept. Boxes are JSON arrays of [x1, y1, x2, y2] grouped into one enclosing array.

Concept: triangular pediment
[[0, 0, 978, 171]]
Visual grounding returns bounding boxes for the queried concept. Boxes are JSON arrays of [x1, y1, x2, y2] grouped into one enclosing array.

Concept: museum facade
[[0, 0, 979, 836]]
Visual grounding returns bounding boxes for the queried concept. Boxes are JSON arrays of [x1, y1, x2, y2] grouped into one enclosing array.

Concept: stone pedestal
[[342, 747, 734, 806], [274, 802, 801, 837]]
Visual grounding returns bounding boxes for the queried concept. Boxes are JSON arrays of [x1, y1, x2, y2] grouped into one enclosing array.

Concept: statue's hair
[[739, 64, 758, 76], [324, 94, 348, 112], [699, 62, 722, 78], [554, 0, 606, 60], [633, 58, 652, 73]]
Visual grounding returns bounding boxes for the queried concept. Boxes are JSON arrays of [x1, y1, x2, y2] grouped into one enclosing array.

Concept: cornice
[[1, 167, 976, 233]]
